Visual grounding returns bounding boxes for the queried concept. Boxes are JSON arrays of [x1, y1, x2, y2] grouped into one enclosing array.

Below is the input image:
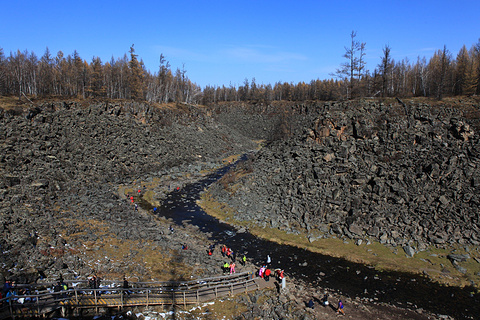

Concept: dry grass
[[186, 296, 250, 319], [61, 217, 191, 281], [0, 95, 26, 109]]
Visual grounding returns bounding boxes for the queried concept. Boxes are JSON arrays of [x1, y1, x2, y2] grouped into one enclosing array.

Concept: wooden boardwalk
[[0, 272, 276, 319]]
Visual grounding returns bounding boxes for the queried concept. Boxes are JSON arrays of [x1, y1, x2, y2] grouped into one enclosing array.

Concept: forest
[[0, 38, 479, 105]]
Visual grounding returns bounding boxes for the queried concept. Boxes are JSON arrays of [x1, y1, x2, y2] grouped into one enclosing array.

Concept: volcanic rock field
[[1, 97, 480, 319]]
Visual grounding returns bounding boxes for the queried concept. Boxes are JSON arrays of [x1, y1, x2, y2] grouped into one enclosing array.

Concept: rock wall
[[209, 99, 480, 251], [0, 101, 256, 281]]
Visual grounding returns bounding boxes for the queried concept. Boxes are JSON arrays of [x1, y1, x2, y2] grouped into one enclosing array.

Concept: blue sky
[[1, 0, 479, 88]]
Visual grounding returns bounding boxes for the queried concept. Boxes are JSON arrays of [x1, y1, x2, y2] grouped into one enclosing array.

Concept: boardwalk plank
[[1, 273, 278, 319]]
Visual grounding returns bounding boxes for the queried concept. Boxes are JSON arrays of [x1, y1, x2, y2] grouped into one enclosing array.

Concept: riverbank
[[125, 170, 441, 320], [116, 173, 439, 320], [198, 192, 480, 290]]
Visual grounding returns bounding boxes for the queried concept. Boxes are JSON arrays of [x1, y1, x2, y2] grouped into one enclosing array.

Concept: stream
[[149, 157, 478, 319]]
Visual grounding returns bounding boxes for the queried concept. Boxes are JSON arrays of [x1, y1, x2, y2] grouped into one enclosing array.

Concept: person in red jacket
[[264, 268, 271, 281]]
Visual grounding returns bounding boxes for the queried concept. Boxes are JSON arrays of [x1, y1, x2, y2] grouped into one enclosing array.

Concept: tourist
[[275, 269, 284, 281], [2, 280, 12, 297], [5, 288, 16, 303], [259, 266, 265, 278], [336, 299, 345, 315], [322, 292, 329, 306], [122, 276, 131, 295], [307, 299, 314, 309], [264, 268, 271, 281], [221, 245, 226, 257], [223, 262, 230, 274]]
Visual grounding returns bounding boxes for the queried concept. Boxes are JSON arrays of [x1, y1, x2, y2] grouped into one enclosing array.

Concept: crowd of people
[[208, 242, 345, 315]]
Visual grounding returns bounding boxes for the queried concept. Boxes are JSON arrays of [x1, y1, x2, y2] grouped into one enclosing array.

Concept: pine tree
[[128, 44, 144, 100], [89, 56, 105, 97], [474, 39, 480, 95], [436, 45, 450, 100], [378, 45, 393, 97], [454, 45, 469, 95], [39, 47, 53, 96], [463, 47, 478, 96]]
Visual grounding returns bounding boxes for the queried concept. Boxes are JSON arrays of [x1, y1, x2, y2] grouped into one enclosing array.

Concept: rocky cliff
[[209, 98, 480, 254], [0, 101, 257, 282]]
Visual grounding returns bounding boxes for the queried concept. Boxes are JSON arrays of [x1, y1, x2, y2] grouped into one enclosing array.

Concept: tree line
[[0, 45, 202, 104], [1, 38, 479, 105]]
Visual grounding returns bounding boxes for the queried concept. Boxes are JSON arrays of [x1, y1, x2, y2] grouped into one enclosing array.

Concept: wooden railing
[[0, 272, 258, 319]]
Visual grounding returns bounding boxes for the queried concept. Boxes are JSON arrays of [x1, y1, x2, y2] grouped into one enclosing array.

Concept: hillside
[[207, 98, 480, 285]]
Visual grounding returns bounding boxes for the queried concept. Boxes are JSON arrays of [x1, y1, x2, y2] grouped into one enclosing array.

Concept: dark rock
[[447, 254, 470, 263], [208, 100, 480, 251]]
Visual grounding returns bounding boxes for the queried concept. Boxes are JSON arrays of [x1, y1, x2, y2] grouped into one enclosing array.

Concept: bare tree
[[332, 31, 366, 98]]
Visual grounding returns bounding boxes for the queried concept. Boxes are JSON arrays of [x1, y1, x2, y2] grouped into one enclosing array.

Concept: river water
[[151, 159, 478, 319]]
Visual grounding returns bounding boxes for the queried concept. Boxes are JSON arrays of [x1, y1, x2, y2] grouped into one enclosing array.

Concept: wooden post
[[94, 289, 98, 314], [215, 287, 217, 299], [146, 290, 149, 307], [36, 293, 40, 317], [183, 291, 186, 307], [9, 298, 15, 320]]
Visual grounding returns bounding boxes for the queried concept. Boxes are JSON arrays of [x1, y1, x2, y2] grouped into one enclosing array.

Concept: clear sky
[[1, 0, 479, 88]]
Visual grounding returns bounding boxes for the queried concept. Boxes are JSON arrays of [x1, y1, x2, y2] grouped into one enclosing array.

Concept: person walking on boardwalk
[[241, 254, 246, 266], [122, 276, 131, 296], [230, 262, 236, 274]]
